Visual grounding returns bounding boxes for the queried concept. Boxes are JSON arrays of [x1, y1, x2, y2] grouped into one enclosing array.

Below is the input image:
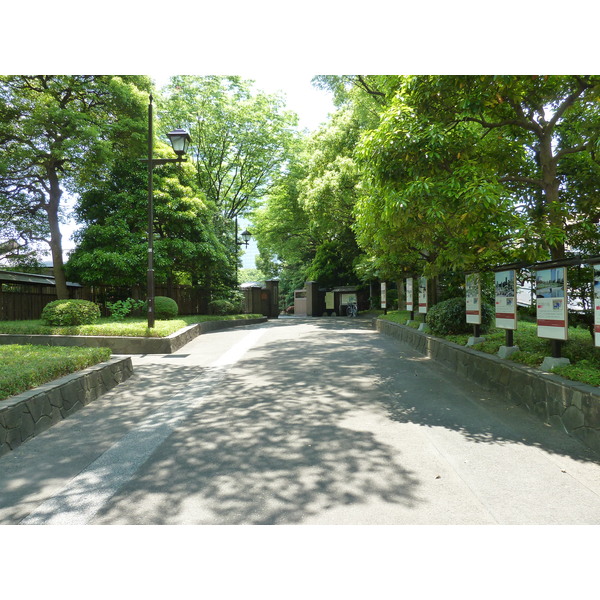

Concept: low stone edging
[[0, 317, 268, 354], [0, 356, 133, 457], [375, 318, 600, 454]]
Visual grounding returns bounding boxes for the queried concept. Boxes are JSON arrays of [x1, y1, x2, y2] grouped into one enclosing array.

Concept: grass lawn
[[0, 314, 263, 402], [0, 345, 112, 402], [380, 310, 600, 387], [0, 314, 263, 339]]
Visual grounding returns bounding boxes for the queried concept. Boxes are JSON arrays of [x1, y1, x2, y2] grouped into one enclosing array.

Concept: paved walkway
[[2, 317, 600, 524]]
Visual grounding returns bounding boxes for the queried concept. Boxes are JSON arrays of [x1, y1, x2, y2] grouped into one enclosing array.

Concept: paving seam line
[[20, 327, 267, 526]]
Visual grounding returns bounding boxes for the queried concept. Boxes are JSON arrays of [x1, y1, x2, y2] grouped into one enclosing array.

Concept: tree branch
[[499, 175, 544, 187]]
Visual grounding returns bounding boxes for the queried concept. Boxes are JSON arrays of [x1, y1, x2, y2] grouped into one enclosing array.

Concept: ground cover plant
[[0, 345, 112, 401], [380, 310, 600, 387], [0, 314, 263, 338]]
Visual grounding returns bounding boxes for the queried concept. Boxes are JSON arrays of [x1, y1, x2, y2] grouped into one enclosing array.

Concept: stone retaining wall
[[0, 317, 268, 354], [0, 356, 133, 457], [375, 318, 600, 454]]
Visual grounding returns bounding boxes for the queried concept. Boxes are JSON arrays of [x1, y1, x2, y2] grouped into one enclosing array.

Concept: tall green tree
[[345, 75, 600, 281], [159, 76, 299, 219], [402, 75, 600, 260], [0, 75, 150, 297], [66, 150, 230, 293], [250, 140, 313, 306], [297, 107, 365, 286]]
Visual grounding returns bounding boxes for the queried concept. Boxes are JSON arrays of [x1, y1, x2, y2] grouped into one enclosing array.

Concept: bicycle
[[346, 301, 358, 317]]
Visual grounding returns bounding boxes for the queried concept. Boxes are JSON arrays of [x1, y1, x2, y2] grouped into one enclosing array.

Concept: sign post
[[594, 265, 600, 347], [465, 273, 485, 346], [535, 265, 570, 371], [418, 277, 428, 331], [494, 269, 519, 358], [405, 277, 414, 323], [536, 267, 568, 342], [380, 282, 387, 315]]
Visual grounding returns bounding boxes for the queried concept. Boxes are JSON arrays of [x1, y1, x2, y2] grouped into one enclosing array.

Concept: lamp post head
[[166, 128, 192, 156], [241, 229, 251, 247]]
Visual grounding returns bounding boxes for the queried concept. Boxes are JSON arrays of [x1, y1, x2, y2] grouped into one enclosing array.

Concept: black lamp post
[[145, 94, 192, 328], [240, 229, 251, 247], [234, 217, 252, 284]]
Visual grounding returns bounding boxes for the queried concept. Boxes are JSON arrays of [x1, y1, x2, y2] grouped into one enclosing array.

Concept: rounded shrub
[[208, 299, 237, 316], [154, 296, 178, 320], [41, 299, 101, 326], [426, 296, 493, 336]]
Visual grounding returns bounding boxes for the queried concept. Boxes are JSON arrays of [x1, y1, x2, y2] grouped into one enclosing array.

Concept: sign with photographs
[[536, 267, 568, 340], [418, 277, 428, 314], [381, 282, 387, 309], [406, 278, 414, 312], [495, 269, 517, 330], [595, 265, 600, 347], [465, 273, 481, 325]]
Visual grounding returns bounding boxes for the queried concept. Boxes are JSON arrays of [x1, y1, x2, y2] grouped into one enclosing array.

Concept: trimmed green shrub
[[208, 299, 237, 316], [426, 296, 493, 336], [154, 296, 178, 320], [41, 299, 101, 326]]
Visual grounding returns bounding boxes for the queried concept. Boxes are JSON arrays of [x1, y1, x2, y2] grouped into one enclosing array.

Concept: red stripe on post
[[537, 319, 566, 327], [496, 312, 515, 319]]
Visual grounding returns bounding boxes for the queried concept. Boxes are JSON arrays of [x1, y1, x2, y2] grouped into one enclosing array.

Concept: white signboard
[[325, 292, 335, 310], [418, 277, 428, 314], [536, 267, 568, 340], [595, 265, 600, 347], [495, 269, 517, 330], [406, 278, 414, 312], [380, 282, 387, 309], [465, 273, 481, 325], [341, 293, 357, 305]]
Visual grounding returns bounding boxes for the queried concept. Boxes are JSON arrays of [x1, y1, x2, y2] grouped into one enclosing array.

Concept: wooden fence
[[0, 283, 210, 321]]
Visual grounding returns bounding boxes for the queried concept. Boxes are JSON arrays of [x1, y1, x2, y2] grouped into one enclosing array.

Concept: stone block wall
[[0, 356, 133, 457], [375, 319, 600, 454]]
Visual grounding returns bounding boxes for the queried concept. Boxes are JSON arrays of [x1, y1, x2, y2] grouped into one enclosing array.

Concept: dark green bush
[[41, 299, 101, 326], [154, 296, 178, 320], [208, 299, 237, 316], [426, 296, 493, 336]]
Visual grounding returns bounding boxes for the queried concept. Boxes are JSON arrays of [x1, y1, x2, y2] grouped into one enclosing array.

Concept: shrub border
[[0, 317, 268, 354], [374, 318, 600, 454]]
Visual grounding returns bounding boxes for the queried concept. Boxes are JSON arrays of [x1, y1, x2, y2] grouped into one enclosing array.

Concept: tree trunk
[[46, 166, 69, 299], [539, 132, 565, 260]]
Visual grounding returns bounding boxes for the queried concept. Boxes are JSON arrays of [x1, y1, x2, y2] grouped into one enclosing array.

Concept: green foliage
[[0, 314, 262, 339], [552, 360, 600, 387], [0, 75, 151, 296], [154, 296, 178, 320], [106, 298, 146, 321], [0, 345, 112, 402], [208, 289, 244, 315], [238, 268, 267, 285], [426, 297, 493, 336], [66, 156, 231, 292], [161, 76, 299, 220], [41, 299, 101, 326], [208, 299, 237, 315]]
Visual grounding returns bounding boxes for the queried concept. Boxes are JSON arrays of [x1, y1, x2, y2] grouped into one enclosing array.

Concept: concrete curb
[[0, 317, 268, 354], [375, 318, 600, 454], [0, 356, 133, 457]]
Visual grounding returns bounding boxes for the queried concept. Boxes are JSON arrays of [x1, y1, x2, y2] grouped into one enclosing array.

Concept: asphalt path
[[2, 316, 600, 525]]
